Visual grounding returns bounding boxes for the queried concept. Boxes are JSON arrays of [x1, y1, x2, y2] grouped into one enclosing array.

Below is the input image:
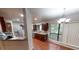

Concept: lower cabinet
[[34, 33, 48, 41]]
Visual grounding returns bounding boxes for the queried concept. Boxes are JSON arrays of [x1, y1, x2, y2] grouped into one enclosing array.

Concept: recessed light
[[20, 14, 24, 17], [34, 17, 38, 20]]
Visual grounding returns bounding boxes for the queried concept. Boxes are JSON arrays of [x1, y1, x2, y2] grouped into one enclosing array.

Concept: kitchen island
[[33, 31, 48, 41]]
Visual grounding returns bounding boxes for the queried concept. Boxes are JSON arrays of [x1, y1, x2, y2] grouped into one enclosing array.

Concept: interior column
[[23, 8, 33, 50]]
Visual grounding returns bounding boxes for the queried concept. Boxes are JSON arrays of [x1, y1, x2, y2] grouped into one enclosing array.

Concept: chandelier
[[57, 8, 71, 23]]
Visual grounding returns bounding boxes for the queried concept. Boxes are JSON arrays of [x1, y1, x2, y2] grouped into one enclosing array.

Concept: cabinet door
[[33, 25, 37, 31], [0, 17, 7, 32], [42, 23, 48, 31]]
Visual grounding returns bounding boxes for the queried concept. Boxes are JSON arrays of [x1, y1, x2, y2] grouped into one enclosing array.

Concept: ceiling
[[0, 8, 24, 22], [30, 8, 79, 23], [1, 8, 79, 23]]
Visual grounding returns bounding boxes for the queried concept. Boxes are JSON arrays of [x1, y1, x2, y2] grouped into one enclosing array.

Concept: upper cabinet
[[33, 25, 37, 31], [42, 23, 48, 32], [33, 23, 48, 32]]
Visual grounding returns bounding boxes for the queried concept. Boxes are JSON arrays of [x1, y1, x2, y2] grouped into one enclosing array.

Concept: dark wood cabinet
[[34, 33, 48, 41], [33, 25, 40, 31], [33, 23, 48, 32], [42, 23, 48, 31], [33, 25, 37, 31], [0, 17, 7, 32]]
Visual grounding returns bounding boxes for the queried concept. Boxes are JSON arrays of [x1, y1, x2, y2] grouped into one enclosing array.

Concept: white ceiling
[[0, 8, 24, 22], [30, 8, 79, 23], [0, 8, 79, 23]]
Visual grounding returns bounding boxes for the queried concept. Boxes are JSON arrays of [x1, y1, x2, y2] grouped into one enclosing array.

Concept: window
[[49, 23, 63, 41]]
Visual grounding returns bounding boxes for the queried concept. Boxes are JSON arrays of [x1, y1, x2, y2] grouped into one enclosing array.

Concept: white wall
[[62, 23, 79, 46]]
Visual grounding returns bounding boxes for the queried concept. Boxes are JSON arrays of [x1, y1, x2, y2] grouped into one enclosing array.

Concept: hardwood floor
[[0, 38, 73, 50], [33, 39, 73, 50]]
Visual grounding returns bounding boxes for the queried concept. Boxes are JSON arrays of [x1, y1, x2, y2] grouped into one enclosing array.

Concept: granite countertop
[[33, 31, 48, 35], [8, 37, 25, 40]]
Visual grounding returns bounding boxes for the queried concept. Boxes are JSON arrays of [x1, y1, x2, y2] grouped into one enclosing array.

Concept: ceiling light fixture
[[20, 14, 24, 17], [65, 18, 71, 22], [34, 17, 38, 20], [57, 20, 61, 23], [57, 8, 71, 23], [57, 18, 71, 23], [59, 18, 66, 22]]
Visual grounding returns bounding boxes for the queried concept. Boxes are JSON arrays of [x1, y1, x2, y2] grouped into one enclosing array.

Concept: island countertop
[[33, 31, 48, 35]]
